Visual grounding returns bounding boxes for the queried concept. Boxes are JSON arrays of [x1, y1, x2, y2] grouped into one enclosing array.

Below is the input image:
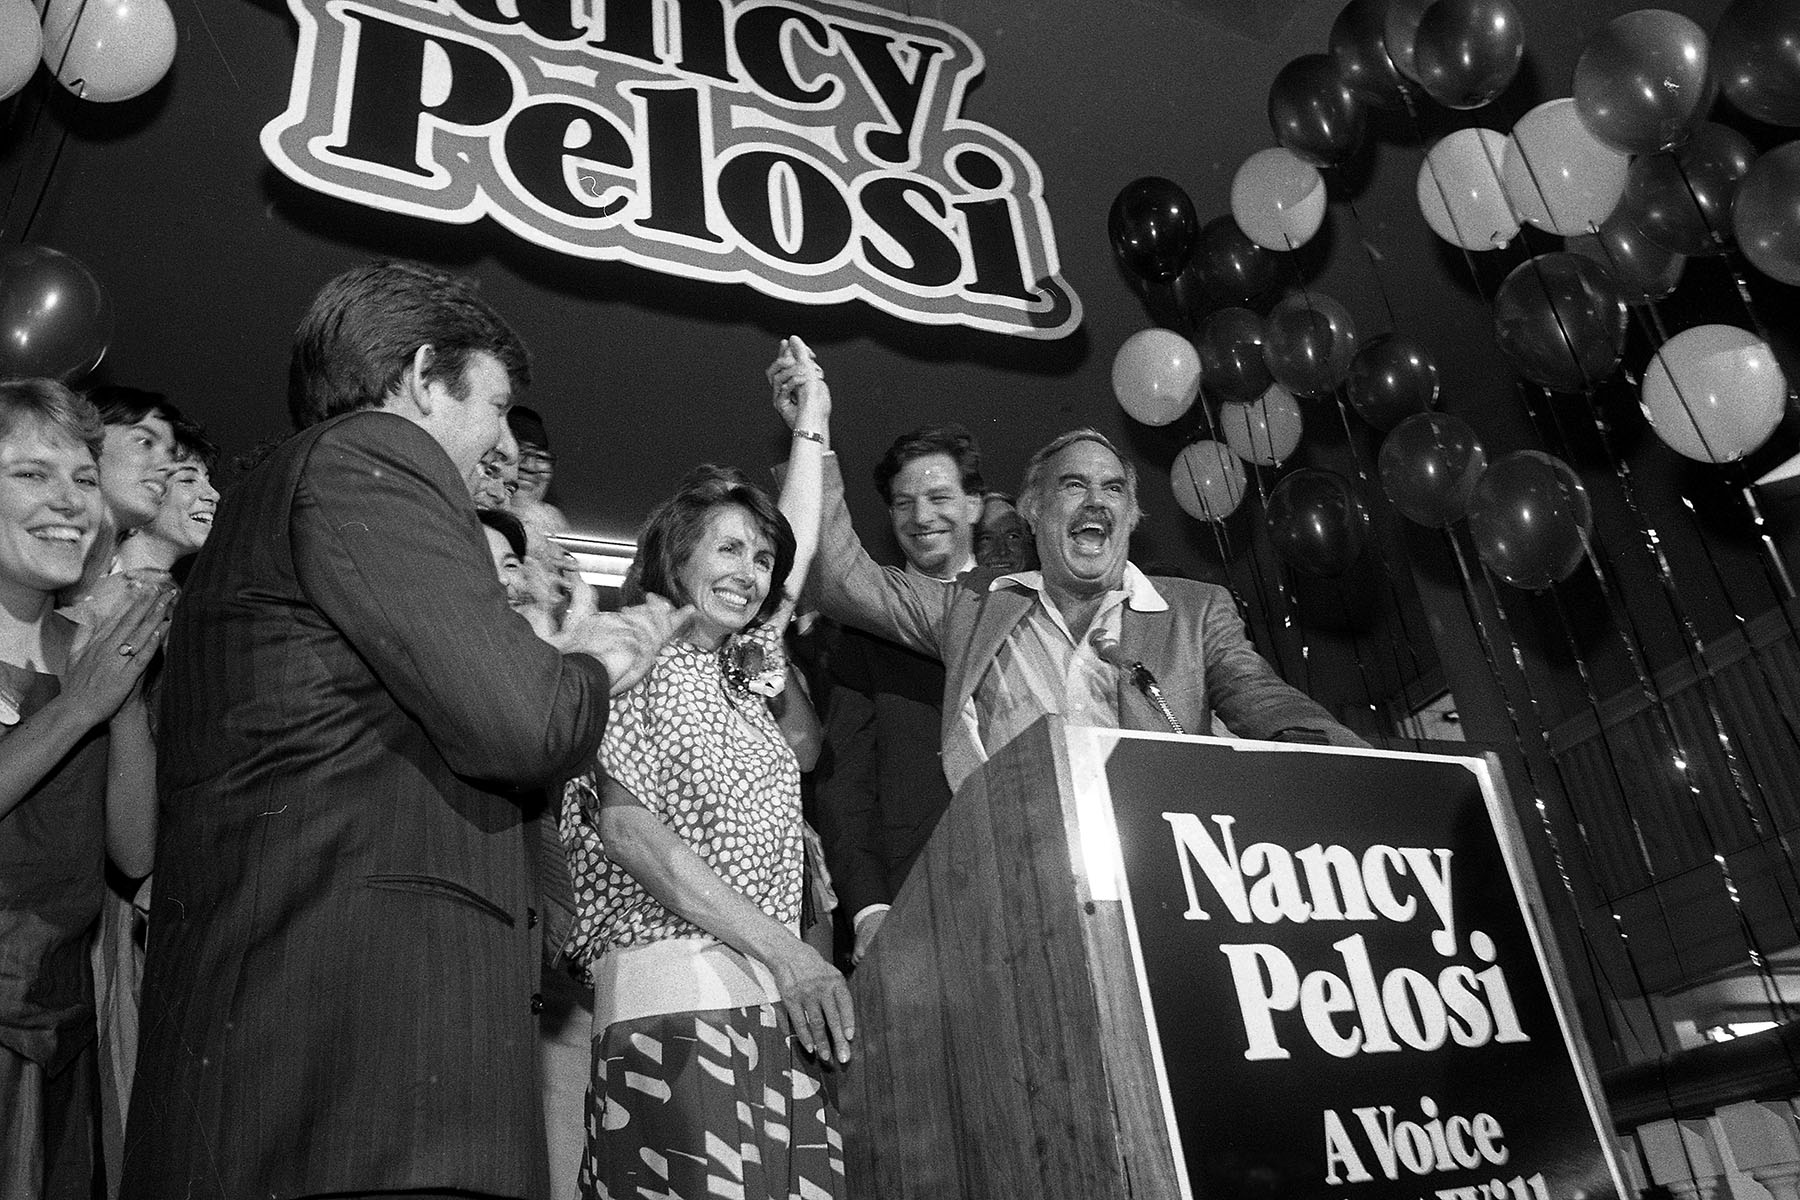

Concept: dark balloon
[[1266, 468, 1371, 578], [1492, 253, 1628, 393], [1573, 9, 1718, 155], [1330, 0, 1410, 108], [1108, 176, 1200, 283], [1563, 207, 1686, 303], [1734, 139, 1800, 286], [1714, 0, 1800, 127], [1193, 215, 1284, 303], [1263, 290, 1358, 398], [0, 244, 114, 381], [1384, 0, 1435, 83], [1379, 413, 1489, 527], [1467, 450, 1593, 590], [1197, 307, 1273, 402], [1347, 334, 1441, 431], [1412, 0, 1526, 110], [1269, 54, 1367, 167], [1621, 123, 1758, 256]]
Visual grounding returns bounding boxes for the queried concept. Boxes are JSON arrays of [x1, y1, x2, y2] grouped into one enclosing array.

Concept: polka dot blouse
[[560, 632, 803, 963]]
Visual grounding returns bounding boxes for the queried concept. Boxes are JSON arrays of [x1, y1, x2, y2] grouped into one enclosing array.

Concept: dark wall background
[[3, 0, 1792, 737]]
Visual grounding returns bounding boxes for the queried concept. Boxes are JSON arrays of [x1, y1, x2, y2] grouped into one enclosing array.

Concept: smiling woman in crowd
[[0, 379, 174, 1199], [114, 421, 220, 579]]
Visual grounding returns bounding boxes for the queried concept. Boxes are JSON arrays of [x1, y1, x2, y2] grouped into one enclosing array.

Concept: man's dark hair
[[287, 259, 531, 430], [478, 507, 529, 560], [625, 464, 796, 626], [871, 423, 983, 504]]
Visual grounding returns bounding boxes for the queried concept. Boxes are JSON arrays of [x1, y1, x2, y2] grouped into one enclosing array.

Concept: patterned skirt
[[581, 1004, 845, 1200]]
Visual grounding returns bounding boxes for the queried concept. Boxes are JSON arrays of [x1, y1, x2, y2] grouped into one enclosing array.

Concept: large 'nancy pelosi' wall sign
[[262, 0, 1082, 339]]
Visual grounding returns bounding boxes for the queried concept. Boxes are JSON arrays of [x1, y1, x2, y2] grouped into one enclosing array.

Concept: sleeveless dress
[[1, 655, 110, 1194]]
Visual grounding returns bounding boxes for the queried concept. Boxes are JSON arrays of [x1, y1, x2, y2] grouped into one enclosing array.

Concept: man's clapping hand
[[556, 594, 696, 695]]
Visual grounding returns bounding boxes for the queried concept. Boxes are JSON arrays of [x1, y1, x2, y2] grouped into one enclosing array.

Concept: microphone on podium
[[1089, 631, 1186, 735]]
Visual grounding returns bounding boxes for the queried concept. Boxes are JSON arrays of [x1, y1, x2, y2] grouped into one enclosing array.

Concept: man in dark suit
[[122, 261, 688, 1200], [773, 405, 1364, 806], [815, 425, 985, 966]]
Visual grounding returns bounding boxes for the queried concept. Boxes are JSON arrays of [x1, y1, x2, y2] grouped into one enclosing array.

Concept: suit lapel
[[1116, 604, 1177, 732], [954, 581, 1034, 713]]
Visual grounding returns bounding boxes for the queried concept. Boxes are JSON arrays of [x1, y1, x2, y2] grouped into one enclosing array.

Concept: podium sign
[[1070, 731, 1623, 1200]]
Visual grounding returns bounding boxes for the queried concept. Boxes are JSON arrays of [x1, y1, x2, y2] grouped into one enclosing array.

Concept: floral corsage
[[721, 629, 787, 699]]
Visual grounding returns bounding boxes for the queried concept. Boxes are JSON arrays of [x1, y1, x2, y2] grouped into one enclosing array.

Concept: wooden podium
[[837, 716, 1180, 1200], [835, 717, 1624, 1200]]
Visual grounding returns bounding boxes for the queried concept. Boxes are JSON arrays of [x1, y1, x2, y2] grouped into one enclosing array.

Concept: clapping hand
[[63, 579, 176, 724], [556, 593, 696, 695]]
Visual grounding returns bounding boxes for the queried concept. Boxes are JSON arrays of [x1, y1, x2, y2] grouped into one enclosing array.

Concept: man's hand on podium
[[852, 908, 887, 966]]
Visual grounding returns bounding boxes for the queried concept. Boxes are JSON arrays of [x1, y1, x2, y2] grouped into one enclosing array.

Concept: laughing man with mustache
[[775, 359, 1363, 806]]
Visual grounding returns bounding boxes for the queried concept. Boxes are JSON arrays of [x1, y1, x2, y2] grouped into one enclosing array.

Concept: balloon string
[[1560, 378, 1800, 933], [1333, 576, 1384, 732], [1174, 431, 1280, 673], [1740, 475, 1799, 603], [1533, 382, 1789, 890], [1249, 459, 1311, 693], [1445, 525, 1663, 1058], [1417, 152, 1500, 302], [1339, 193, 1401, 334], [1550, 572, 1799, 1028], [1236, 522, 1294, 681], [1678, 481, 1800, 831], [0, 87, 50, 239], [1188, 406, 1275, 663], [1501, 390, 1792, 985], [1669, 156, 1778, 349], [1329, 389, 1430, 687], [5, 0, 98, 243], [1582, 513, 1800, 943], [18, 128, 74, 244]]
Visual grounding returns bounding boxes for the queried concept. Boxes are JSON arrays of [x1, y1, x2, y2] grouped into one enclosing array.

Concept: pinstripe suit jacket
[[122, 412, 611, 1200], [808, 456, 1363, 792]]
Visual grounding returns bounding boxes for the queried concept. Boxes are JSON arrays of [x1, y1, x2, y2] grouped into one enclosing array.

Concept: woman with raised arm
[[558, 337, 850, 1200]]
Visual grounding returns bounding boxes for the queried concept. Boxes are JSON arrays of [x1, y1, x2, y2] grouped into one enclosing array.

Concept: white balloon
[[1640, 324, 1787, 463], [1220, 383, 1303, 466], [1172, 440, 1248, 521], [1501, 97, 1630, 235], [1417, 128, 1521, 250], [42, 0, 176, 103], [1231, 147, 1328, 251], [0, 0, 42, 102], [1112, 328, 1201, 426]]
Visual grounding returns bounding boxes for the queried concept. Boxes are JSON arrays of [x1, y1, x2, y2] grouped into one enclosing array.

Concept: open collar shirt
[[956, 563, 1169, 773]]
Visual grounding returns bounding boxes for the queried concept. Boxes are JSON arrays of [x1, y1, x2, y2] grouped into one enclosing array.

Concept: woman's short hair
[[0, 378, 104, 458], [625, 465, 796, 626], [477, 507, 529, 560], [88, 385, 219, 470], [287, 259, 531, 431]]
